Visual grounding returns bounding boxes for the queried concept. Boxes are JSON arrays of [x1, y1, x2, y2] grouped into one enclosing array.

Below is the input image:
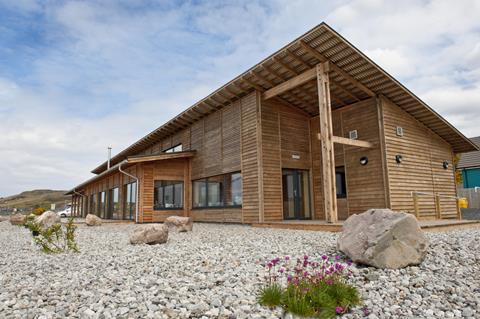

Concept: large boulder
[[130, 224, 169, 245], [164, 216, 193, 232], [10, 214, 26, 226], [86, 214, 102, 226], [34, 211, 61, 228], [337, 209, 429, 269]]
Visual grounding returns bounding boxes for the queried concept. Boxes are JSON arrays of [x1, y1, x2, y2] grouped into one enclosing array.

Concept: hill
[[0, 189, 70, 212]]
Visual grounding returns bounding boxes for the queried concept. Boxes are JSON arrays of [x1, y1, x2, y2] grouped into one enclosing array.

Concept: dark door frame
[[282, 169, 312, 220]]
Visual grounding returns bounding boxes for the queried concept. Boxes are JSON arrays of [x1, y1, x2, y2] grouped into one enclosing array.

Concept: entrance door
[[282, 169, 311, 220]]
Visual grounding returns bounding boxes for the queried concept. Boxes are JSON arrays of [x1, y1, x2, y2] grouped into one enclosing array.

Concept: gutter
[[118, 160, 139, 224]]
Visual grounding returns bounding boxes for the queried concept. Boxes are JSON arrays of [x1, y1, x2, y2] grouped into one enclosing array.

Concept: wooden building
[[67, 23, 478, 224]]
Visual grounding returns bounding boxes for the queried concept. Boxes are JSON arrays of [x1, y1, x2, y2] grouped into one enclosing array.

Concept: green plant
[[25, 217, 79, 254], [258, 255, 361, 318], [258, 283, 283, 308]]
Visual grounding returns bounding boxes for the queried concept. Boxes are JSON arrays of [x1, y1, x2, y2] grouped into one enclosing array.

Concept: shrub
[[25, 217, 79, 254], [32, 207, 46, 216], [258, 255, 361, 318]]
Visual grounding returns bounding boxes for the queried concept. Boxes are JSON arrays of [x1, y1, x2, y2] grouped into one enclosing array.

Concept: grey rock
[[338, 208, 429, 269], [129, 224, 168, 245], [164, 216, 193, 232], [85, 214, 102, 226]]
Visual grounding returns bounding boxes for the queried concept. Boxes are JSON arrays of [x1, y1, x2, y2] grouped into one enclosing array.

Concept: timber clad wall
[[240, 92, 261, 224], [260, 99, 312, 222], [381, 97, 457, 218], [74, 94, 460, 223], [310, 98, 387, 220]]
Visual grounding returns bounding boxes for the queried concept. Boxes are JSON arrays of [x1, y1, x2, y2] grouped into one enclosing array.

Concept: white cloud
[[0, 0, 479, 196]]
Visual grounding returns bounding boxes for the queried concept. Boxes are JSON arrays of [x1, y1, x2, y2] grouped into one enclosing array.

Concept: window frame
[[335, 167, 347, 199], [153, 180, 184, 210], [164, 144, 183, 153], [192, 172, 242, 209], [124, 182, 136, 220]]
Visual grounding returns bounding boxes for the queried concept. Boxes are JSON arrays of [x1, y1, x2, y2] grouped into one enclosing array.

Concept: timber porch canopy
[[89, 22, 477, 223]]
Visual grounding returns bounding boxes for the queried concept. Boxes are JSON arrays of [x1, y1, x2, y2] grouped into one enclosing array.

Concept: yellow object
[[458, 198, 468, 209]]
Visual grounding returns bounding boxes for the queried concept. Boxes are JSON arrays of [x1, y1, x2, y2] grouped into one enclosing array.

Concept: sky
[[0, 0, 480, 197]]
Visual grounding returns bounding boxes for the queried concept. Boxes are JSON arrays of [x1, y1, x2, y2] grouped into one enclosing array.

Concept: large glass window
[[124, 182, 136, 220], [154, 181, 183, 210], [89, 194, 96, 215], [98, 191, 106, 218], [108, 188, 120, 219], [164, 144, 182, 153], [193, 172, 242, 208]]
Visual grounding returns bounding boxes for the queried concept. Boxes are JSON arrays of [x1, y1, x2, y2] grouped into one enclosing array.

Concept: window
[[108, 188, 120, 219], [193, 172, 242, 208], [124, 182, 136, 220], [164, 144, 182, 153], [98, 191, 106, 218], [89, 194, 95, 214], [154, 181, 183, 210], [335, 167, 347, 198]]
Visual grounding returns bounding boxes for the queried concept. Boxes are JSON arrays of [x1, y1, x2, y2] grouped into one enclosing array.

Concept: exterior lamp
[[443, 161, 449, 169], [360, 156, 369, 166], [395, 155, 403, 164]]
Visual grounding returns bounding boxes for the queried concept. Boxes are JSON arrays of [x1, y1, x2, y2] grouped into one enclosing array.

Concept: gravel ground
[[0, 221, 479, 319]]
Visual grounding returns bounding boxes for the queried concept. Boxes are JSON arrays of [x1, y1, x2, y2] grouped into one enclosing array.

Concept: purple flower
[[287, 274, 293, 282], [335, 306, 343, 314], [362, 306, 370, 316], [278, 267, 285, 273], [347, 260, 353, 266], [335, 255, 341, 261], [321, 255, 328, 261], [303, 255, 309, 260], [267, 262, 273, 269], [285, 256, 290, 261]]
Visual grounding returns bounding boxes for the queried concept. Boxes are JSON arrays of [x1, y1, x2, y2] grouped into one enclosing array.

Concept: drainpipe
[[72, 189, 87, 217], [118, 161, 139, 223]]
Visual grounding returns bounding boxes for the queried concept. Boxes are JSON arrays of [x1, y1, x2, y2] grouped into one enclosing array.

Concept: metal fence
[[457, 187, 480, 209]]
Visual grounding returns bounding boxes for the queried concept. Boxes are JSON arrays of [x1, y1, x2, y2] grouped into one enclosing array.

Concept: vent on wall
[[349, 130, 358, 140], [396, 126, 404, 137]]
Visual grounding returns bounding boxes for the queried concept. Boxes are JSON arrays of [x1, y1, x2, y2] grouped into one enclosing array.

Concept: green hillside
[[0, 189, 70, 212]]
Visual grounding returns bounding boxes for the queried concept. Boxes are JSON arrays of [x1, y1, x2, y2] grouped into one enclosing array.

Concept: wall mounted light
[[443, 161, 449, 169], [395, 155, 403, 164], [360, 156, 369, 166]]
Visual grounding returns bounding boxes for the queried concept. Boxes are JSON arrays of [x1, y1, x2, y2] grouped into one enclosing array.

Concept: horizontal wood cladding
[[382, 97, 457, 218], [311, 97, 386, 219], [241, 92, 261, 224], [141, 128, 191, 156], [261, 99, 312, 222], [192, 208, 242, 223], [139, 159, 190, 223]]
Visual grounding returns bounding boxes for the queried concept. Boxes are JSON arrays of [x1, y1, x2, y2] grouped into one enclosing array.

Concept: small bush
[[258, 255, 361, 318], [32, 207, 46, 216], [25, 217, 79, 254]]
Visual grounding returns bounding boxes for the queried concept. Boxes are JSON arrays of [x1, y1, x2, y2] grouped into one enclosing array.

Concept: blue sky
[[1, 0, 480, 197]]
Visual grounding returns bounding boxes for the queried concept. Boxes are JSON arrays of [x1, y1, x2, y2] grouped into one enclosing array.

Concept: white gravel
[[0, 221, 479, 319]]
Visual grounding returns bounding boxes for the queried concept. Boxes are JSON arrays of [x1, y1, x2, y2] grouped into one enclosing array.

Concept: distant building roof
[[457, 137, 480, 169]]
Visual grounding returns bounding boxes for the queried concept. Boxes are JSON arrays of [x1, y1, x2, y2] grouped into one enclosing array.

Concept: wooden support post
[[413, 192, 420, 219], [317, 62, 338, 223], [435, 194, 441, 219]]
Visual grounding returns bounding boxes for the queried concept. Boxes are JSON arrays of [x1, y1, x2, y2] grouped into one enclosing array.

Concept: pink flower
[[335, 306, 343, 314], [279, 267, 285, 273], [267, 262, 273, 269], [321, 255, 328, 260], [285, 256, 290, 261]]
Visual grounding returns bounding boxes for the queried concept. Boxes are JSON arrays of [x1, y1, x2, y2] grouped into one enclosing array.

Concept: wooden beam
[[319, 135, 374, 148], [317, 62, 338, 223], [299, 40, 375, 97], [263, 67, 316, 100]]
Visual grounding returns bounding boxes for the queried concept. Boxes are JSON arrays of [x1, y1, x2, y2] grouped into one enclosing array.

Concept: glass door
[[282, 169, 311, 220]]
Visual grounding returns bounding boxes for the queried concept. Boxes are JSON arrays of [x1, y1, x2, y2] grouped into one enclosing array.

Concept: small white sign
[[292, 154, 300, 160], [51, 203, 56, 211]]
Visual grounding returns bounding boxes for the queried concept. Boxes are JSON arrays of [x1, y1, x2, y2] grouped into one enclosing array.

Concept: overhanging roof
[[67, 151, 195, 194], [457, 137, 480, 169], [92, 22, 477, 174]]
